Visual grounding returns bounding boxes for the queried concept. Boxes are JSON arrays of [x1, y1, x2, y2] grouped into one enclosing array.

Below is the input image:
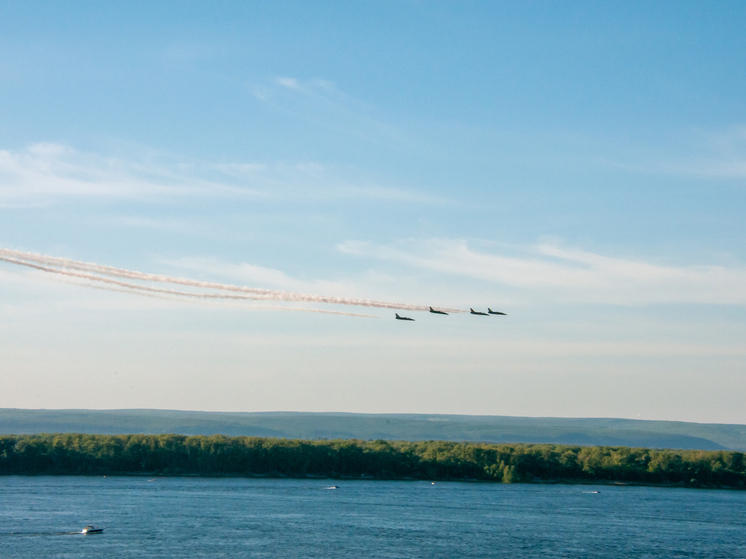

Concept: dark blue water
[[0, 477, 744, 558]]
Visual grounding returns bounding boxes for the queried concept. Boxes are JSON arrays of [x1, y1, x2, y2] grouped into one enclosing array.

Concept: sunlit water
[[1, 477, 744, 558]]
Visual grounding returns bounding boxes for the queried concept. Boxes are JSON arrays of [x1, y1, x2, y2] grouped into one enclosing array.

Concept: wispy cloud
[[260, 76, 746, 183], [276, 76, 301, 90], [271, 76, 374, 112], [161, 256, 352, 296], [0, 143, 446, 206], [339, 238, 746, 305], [657, 126, 746, 179], [100, 216, 204, 234], [592, 125, 746, 180], [0, 143, 264, 206], [249, 75, 426, 156], [213, 158, 452, 205]]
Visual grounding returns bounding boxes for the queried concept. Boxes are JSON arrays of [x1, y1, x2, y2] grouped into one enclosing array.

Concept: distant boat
[[323, 486, 339, 490], [81, 525, 104, 534]]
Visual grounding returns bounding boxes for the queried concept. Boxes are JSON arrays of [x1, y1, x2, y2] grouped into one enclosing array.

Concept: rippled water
[[1, 477, 744, 558]]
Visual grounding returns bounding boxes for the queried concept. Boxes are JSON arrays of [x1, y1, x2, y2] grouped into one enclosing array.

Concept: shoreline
[[0, 472, 742, 491], [2, 433, 744, 490]]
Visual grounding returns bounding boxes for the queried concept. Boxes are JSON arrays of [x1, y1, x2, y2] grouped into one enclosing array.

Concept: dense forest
[[1, 434, 744, 488]]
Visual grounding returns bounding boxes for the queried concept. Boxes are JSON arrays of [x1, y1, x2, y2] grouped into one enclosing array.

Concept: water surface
[[1, 477, 744, 558]]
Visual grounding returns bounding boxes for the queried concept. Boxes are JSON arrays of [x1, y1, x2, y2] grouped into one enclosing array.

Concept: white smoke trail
[[56, 278, 378, 318], [0, 255, 377, 317], [0, 248, 462, 313]]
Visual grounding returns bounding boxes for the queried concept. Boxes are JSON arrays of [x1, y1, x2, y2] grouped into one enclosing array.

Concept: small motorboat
[[81, 525, 104, 534]]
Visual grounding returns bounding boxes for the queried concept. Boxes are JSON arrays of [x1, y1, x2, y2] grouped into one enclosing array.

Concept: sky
[[1, 1, 745, 423]]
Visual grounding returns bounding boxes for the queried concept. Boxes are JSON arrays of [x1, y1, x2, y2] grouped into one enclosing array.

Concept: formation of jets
[[396, 307, 506, 321]]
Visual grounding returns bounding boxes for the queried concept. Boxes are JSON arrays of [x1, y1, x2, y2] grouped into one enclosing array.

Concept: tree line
[[0, 434, 744, 488]]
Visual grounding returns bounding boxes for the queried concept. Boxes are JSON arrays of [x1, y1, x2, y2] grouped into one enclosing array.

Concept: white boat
[[81, 525, 104, 534]]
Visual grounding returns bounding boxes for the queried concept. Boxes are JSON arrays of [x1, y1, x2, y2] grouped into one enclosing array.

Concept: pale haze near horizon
[[1, 2, 745, 423]]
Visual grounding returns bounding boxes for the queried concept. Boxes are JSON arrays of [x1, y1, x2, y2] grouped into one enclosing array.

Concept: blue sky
[[1, 1, 745, 422]]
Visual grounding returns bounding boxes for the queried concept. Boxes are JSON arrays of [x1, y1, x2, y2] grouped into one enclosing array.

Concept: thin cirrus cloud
[[259, 77, 746, 182], [214, 158, 452, 205], [270, 76, 376, 114], [596, 125, 746, 180], [250, 76, 367, 119], [338, 238, 746, 305], [0, 143, 445, 206], [0, 143, 254, 206], [160, 255, 352, 297], [665, 125, 746, 179], [252, 76, 421, 155]]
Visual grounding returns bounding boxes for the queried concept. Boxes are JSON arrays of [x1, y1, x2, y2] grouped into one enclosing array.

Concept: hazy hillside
[[1, 409, 745, 451]]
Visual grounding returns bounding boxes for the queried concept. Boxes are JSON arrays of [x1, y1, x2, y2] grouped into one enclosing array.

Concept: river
[[1, 477, 744, 558]]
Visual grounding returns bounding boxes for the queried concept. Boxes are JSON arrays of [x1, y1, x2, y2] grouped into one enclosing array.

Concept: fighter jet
[[488, 308, 507, 315], [395, 313, 415, 321], [470, 308, 489, 316], [429, 307, 449, 315]]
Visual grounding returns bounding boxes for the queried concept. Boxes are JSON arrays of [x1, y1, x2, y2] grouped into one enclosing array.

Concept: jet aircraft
[[470, 308, 489, 316], [395, 313, 415, 321], [488, 308, 506, 315], [429, 307, 448, 315]]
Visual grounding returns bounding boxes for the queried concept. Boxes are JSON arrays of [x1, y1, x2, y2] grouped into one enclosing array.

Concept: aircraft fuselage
[[395, 313, 415, 321]]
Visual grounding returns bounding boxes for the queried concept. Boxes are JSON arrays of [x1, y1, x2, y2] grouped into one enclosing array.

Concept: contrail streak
[[0, 255, 377, 317], [0, 248, 462, 313], [55, 278, 378, 318]]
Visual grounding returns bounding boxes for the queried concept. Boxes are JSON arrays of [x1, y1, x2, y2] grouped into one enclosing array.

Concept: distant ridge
[[1, 409, 745, 451]]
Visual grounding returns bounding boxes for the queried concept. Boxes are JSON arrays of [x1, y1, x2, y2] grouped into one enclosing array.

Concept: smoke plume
[[0, 248, 463, 315]]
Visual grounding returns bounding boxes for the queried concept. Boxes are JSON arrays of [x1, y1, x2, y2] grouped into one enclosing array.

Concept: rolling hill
[[2, 409, 745, 451]]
